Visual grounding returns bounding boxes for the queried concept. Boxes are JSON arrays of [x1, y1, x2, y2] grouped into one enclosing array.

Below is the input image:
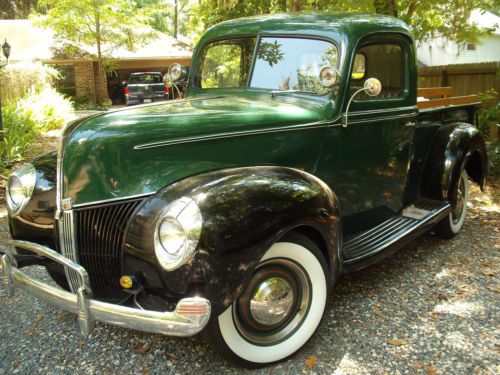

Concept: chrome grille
[[74, 199, 143, 299], [58, 210, 81, 292]]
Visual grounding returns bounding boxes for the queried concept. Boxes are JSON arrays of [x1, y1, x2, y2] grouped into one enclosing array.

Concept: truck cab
[[3, 13, 487, 367]]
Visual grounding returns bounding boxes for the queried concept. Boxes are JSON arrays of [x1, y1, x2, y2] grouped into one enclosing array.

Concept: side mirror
[[342, 77, 382, 128], [168, 63, 188, 82]]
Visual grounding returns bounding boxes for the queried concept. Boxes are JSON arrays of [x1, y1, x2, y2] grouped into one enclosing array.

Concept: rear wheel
[[207, 233, 329, 367], [435, 170, 469, 239]]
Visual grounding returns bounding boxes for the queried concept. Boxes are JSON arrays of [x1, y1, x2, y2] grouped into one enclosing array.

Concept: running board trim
[[341, 202, 450, 273]]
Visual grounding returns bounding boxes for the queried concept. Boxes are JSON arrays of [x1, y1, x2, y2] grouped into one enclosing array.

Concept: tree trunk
[[292, 0, 301, 11], [174, 0, 178, 39], [95, 13, 107, 105], [373, 0, 398, 17], [280, 0, 286, 12]]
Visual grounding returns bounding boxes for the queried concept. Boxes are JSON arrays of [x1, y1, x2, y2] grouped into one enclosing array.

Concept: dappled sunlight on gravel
[[0, 182, 498, 374]]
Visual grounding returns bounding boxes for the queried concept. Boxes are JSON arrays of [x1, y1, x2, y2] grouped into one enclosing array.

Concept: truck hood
[[62, 95, 328, 206]]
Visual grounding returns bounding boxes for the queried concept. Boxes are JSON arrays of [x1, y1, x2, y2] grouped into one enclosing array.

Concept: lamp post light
[[0, 38, 11, 138]]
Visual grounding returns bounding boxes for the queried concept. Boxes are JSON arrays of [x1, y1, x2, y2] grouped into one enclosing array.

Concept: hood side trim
[[134, 118, 340, 150]]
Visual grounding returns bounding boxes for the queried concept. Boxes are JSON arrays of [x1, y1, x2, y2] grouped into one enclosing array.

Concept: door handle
[[405, 121, 416, 127]]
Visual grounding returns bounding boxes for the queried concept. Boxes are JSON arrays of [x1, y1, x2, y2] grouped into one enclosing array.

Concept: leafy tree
[[0, 0, 40, 19], [35, 0, 155, 104], [188, 0, 498, 44]]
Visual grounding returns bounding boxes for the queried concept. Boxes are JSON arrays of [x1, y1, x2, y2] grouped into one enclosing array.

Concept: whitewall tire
[[435, 170, 469, 238], [207, 232, 329, 367]]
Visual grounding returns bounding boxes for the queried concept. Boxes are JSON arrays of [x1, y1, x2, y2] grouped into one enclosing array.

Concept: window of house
[[52, 64, 76, 97], [466, 43, 476, 51], [349, 43, 405, 100]]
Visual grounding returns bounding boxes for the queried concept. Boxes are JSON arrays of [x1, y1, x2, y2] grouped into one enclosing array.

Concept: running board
[[341, 199, 450, 272]]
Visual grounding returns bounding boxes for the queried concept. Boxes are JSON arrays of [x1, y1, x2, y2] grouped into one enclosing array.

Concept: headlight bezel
[[6, 163, 36, 216], [154, 197, 202, 271]]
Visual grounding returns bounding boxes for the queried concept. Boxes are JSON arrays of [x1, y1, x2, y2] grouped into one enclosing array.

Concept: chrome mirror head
[[168, 63, 187, 82], [319, 66, 340, 87], [363, 77, 382, 97]]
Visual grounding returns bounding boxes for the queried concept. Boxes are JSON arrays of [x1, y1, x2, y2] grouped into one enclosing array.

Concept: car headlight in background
[[154, 197, 202, 271], [6, 163, 36, 216]]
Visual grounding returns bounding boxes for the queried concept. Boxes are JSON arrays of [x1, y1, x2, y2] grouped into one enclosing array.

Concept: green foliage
[[0, 100, 37, 167], [35, 0, 156, 104], [17, 87, 75, 132], [0, 62, 59, 102], [0, 88, 74, 171], [0, 0, 41, 19], [186, 0, 497, 44], [477, 89, 499, 139], [73, 95, 110, 111]]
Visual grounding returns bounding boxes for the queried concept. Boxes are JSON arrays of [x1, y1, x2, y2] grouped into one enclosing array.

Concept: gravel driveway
[[0, 184, 498, 375]]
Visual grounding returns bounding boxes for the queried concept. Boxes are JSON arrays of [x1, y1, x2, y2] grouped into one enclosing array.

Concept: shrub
[[0, 100, 37, 168], [477, 89, 499, 139], [73, 95, 111, 111], [0, 61, 59, 102], [0, 88, 75, 171], [17, 87, 75, 132]]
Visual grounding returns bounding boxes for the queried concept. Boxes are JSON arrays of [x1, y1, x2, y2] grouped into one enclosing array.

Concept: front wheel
[[435, 169, 469, 239], [207, 233, 329, 367]]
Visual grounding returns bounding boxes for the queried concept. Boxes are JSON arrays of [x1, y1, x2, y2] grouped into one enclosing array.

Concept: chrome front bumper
[[1, 240, 211, 337]]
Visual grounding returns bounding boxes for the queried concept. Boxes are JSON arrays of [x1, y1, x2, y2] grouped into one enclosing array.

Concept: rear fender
[[123, 166, 341, 315], [421, 123, 487, 203]]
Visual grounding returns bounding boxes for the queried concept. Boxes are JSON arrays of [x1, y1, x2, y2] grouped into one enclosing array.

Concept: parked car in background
[[124, 72, 169, 105], [3, 13, 487, 368]]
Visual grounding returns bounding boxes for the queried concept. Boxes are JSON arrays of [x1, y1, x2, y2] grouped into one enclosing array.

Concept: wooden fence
[[418, 62, 499, 97]]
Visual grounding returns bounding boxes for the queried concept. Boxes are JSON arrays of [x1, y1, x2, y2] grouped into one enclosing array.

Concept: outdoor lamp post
[[0, 38, 11, 138]]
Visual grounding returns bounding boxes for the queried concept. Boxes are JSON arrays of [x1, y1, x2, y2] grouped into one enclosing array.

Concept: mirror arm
[[343, 87, 367, 128]]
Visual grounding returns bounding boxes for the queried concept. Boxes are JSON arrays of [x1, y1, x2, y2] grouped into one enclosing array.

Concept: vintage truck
[[2, 13, 487, 367]]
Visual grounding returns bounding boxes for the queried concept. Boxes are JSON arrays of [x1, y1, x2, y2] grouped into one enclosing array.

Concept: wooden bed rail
[[417, 86, 479, 110]]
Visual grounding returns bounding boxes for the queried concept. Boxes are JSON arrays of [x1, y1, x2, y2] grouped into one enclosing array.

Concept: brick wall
[[74, 60, 95, 101]]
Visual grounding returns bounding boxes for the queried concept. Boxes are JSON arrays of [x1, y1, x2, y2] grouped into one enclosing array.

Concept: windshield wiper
[[270, 89, 315, 98]]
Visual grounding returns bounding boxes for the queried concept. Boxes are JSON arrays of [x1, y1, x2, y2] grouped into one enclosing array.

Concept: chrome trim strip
[[346, 111, 418, 126], [347, 105, 418, 116], [58, 210, 81, 292], [72, 192, 153, 209], [2, 240, 211, 337], [134, 120, 336, 150]]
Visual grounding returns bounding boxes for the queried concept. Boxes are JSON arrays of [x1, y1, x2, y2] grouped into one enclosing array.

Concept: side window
[[198, 38, 256, 89], [350, 43, 405, 100]]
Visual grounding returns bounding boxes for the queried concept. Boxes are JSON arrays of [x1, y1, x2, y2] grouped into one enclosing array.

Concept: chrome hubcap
[[250, 277, 295, 326], [233, 258, 311, 345]]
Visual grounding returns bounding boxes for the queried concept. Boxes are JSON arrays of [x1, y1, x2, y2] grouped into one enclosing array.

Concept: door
[[334, 37, 417, 235]]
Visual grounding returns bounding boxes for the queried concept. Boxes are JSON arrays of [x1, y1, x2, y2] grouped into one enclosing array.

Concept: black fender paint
[[8, 152, 58, 249], [421, 123, 487, 204], [122, 166, 341, 315]]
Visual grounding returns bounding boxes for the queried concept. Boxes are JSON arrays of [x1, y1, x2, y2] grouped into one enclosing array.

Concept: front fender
[[123, 166, 340, 315], [421, 123, 487, 203]]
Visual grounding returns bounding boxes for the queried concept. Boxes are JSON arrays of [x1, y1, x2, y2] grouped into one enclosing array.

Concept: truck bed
[[417, 87, 480, 110]]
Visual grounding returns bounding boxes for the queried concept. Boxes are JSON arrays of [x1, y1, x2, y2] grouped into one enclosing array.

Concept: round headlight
[[158, 217, 186, 255], [154, 197, 202, 271], [7, 163, 36, 216]]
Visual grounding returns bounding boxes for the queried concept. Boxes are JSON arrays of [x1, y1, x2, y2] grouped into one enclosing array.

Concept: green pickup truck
[[2, 13, 487, 367]]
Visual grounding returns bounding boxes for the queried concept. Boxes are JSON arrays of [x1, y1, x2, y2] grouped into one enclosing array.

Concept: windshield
[[195, 37, 339, 95], [129, 73, 163, 84]]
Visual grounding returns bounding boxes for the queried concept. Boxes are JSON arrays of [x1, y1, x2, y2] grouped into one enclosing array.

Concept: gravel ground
[[0, 183, 498, 375]]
